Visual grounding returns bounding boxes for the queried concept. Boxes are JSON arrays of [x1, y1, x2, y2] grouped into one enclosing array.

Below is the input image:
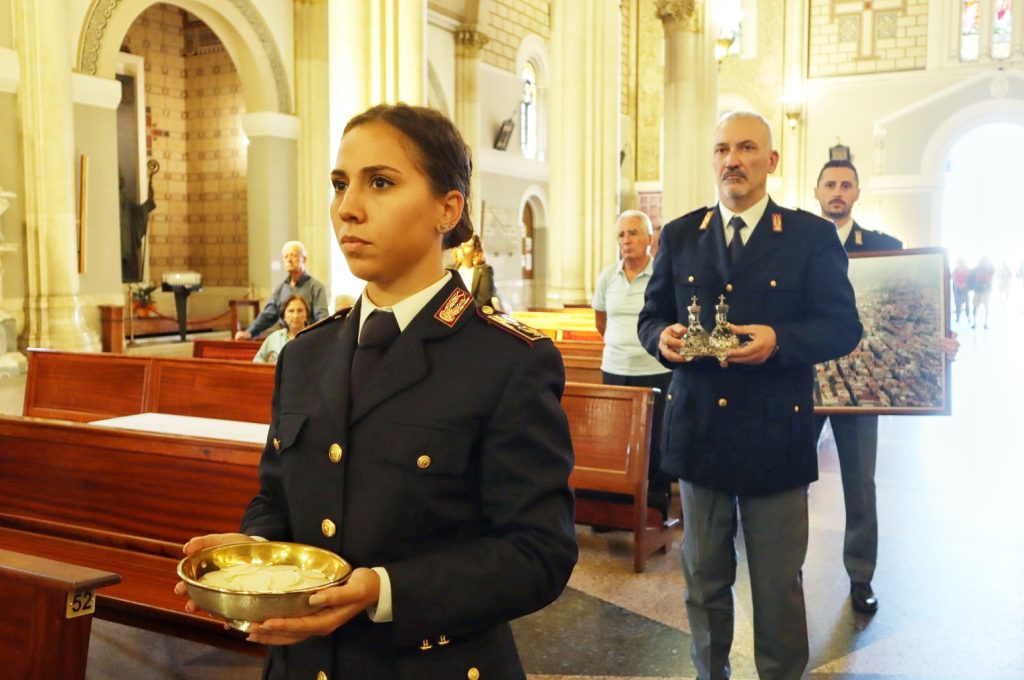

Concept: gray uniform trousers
[[680, 481, 810, 680], [815, 414, 879, 583]]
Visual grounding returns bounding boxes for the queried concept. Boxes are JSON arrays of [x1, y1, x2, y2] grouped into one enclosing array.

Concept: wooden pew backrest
[[563, 382, 653, 497], [25, 349, 275, 424], [148, 358, 274, 423], [0, 416, 260, 556], [24, 350, 150, 422], [192, 339, 262, 361]]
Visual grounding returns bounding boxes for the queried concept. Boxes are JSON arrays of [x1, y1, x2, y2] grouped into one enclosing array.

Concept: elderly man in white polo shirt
[[592, 209, 673, 519]]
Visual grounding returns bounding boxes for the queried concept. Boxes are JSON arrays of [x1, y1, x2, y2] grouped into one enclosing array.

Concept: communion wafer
[[199, 563, 331, 592]]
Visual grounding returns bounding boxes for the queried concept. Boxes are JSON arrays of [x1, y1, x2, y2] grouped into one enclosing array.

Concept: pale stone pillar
[[294, 0, 332, 287], [325, 0, 427, 299], [548, 0, 621, 305], [656, 0, 717, 221], [454, 25, 489, 231], [242, 113, 299, 299], [12, 0, 98, 350], [781, 0, 809, 207]]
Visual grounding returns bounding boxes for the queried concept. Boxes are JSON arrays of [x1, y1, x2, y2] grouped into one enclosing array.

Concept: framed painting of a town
[[813, 247, 951, 416]]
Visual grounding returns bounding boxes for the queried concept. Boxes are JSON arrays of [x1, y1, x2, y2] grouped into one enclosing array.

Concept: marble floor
[[4, 306, 1023, 679]]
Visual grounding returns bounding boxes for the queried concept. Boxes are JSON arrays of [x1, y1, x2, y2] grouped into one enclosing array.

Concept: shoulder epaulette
[[295, 307, 351, 338], [476, 305, 549, 345], [679, 206, 711, 220]]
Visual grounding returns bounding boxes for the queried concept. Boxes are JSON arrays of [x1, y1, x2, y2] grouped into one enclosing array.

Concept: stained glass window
[[961, 0, 980, 62], [520, 62, 537, 159], [993, 0, 1012, 59]]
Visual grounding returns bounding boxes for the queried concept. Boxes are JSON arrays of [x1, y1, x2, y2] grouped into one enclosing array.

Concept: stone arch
[[78, 0, 291, 113], [517, 184, 549, 308]]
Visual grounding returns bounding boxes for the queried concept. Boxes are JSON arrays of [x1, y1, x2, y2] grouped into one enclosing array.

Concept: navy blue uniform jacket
[[241, 276, 577, 680], [638, 201, 863, 496]]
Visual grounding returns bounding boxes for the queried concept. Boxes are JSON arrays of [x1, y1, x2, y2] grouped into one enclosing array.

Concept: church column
[[294, 0, 332, 288], [781, 0, 809, 207], [454, 25, 489, 231], [242, 113, 299, 300], [656, 0, 717, 221], [326, 0, 427, 297], [12, 0, 98, 350], [549, 0, 621, 305]]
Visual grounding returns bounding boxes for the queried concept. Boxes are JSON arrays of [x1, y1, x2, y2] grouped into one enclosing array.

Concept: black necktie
[[350, 310, 400, 399], [728, 216, 746, 266]]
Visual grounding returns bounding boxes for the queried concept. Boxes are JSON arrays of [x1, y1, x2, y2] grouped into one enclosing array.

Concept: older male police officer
[[639, 112, 862, 680]]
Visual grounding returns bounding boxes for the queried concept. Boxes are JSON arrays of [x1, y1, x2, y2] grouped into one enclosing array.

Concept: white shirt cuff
[[366, 567, 393, 622]]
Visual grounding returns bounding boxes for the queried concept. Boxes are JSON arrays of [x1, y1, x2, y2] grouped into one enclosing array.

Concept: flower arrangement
[[130, 282, 158, 317]]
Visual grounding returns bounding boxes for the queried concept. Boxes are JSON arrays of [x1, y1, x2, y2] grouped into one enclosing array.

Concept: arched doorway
[[941, 122, 1024, 263]]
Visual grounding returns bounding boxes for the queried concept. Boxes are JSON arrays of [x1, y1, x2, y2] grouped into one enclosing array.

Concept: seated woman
[[453, 234, 498, 309], [253, 295, 310, 364]]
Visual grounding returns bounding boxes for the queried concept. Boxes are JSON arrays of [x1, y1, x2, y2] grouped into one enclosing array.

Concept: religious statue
[[120, 159, 159, 283]]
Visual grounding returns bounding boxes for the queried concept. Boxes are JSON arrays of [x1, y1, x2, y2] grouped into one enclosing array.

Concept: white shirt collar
[[358, 272, 453, 333], [834, 217, 854, 247], [615, 256, 654, 277], [718, 193, 771, 245]]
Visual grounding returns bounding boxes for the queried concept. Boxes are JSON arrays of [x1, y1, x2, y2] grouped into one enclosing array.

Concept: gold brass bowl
[[177, 541, 352, 632]]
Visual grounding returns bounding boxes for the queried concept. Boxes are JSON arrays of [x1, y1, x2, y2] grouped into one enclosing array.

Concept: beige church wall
[[480, 0, 550, 72], [719, 0, 787, 142], [635, 0, 663, 185], [0, 91, 26, 304], [477, 170, 547, 311], [182, 43, 247, 288], [73, 102, 122, 298], [427, 19, 455, 117], [479, 62, 530, 155], [802, 67, 1015, 248], [0, 0, 12, 48]]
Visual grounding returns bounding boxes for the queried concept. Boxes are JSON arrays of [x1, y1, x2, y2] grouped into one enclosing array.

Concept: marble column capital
[[655, 0, 702, 34], [455, 25, 490, 56]]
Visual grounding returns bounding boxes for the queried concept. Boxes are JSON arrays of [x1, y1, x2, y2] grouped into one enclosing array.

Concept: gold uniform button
[[481, 305, 494, 314], [417, 454, 432, 469], [328, 443, 343, 463], [468, 669, 480, 680], [770, 279, 778, 288], [718, 398, 728, 407], [273, 437, 281, 450], [419, 639, 433, 651], [794, 405, 800, 413], [438, 634, 450, 646], [317, 672, 328, 680], [666, 394, 673, 401], [321, 519, 336, 538], [725, 283, 734, 292], [687, 275, 695, 283]]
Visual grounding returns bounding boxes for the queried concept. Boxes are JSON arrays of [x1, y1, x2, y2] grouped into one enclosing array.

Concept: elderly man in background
[[235, 240, 329, 340], [592, 209, 673, 519]]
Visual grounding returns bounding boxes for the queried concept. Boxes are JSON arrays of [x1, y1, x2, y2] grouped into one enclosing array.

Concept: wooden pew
[[0, 415, 264, 656], [23, 349, 275, 424], [193, 338, 263, 361], [561, 354, 603, 384], [563, 382, 678, 572], [0, 549, 120, 679]]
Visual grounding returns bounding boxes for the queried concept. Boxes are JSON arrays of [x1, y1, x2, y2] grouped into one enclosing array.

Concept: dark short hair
[[817, 159, 859, 186], [344, 103, 474, 249], [281, 295, 311, 326]]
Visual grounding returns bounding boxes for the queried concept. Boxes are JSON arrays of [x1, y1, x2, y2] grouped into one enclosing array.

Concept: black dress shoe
[[850, 581, 879, 614]]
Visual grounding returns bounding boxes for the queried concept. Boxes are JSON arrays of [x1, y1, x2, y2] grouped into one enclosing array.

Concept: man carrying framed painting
[[813, 159, 959, 615]]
